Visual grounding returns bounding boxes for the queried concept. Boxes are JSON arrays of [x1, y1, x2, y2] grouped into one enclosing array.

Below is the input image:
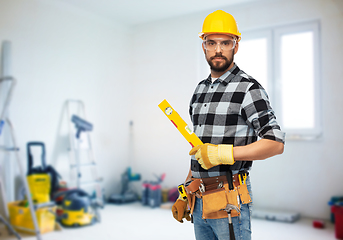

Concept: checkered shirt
[[190, 63, 285, 178]]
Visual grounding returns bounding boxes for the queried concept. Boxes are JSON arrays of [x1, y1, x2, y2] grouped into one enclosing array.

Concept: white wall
[[130, 0, 343, 219], [0, 0, 132, 210]]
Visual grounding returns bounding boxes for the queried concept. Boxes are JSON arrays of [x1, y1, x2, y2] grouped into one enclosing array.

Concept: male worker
[[172, 10, 285, 240]]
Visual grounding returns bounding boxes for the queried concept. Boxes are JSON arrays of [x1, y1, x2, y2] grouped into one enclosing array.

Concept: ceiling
[[53, 0, 260, 26]]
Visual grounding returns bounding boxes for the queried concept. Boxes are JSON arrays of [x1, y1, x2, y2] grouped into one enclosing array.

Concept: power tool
[[55, 189, 101, 227]]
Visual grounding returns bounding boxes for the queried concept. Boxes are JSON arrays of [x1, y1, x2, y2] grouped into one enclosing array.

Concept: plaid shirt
[[190, 63, 285, 178]]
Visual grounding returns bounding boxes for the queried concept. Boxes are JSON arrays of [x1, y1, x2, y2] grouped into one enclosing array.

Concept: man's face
[[203, 34, 238, 74]]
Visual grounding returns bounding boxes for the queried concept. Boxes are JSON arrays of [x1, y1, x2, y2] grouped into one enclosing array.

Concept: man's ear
[[234, 42, 239, 55], [202, 43, 206, 54]]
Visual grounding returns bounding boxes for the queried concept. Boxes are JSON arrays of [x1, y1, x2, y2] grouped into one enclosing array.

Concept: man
[[172, 10, 285, 240]]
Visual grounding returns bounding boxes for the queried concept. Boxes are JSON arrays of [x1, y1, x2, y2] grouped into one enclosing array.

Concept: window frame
[[239, 20, 322, 140]]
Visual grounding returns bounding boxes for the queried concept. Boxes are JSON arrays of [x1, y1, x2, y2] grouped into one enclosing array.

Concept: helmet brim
[[199, 32, 241, 42]]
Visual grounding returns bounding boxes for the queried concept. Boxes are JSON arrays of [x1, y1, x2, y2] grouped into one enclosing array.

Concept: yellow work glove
[[172, 196, 191, 223], [189, 143, 235, 170]]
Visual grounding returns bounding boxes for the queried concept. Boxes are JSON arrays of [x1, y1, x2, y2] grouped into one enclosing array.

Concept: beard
[[207, 51, 234, 73]]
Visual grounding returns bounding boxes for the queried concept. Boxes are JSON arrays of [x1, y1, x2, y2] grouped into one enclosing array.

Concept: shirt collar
[[204, 63, 239, 86]]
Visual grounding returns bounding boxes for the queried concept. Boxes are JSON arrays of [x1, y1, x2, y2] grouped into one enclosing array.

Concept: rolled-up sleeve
[[241, 83, 285, 144]]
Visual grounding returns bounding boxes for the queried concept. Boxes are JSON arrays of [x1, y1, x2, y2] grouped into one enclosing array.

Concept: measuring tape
[[178, 184, 187, 201], [158, 99, 203, 148]]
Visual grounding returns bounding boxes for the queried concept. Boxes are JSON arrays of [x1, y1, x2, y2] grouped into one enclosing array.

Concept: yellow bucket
[[8, 201, 56, 234]]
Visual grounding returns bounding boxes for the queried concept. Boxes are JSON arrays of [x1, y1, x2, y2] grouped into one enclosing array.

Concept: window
[[234, 21, 321, 140]]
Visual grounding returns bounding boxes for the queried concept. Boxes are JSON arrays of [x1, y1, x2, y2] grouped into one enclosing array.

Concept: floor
[[0, 202, 337, 240]]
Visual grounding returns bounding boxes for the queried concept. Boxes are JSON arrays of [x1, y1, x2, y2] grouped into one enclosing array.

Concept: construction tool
[[71, 115, 93, 139], [222, 204, 240, 240], [238, 172, 247, 185], [108, 167, 141, 204], [54, 189, 101, 227], [141, 173, 165, 208], [0, 214, 21, 239], [108, 121, 141, 204], [66, 100, 103, 207], [252, 209, 300, 223], [177, 184, 187, 201], [0, 76, 42, 240], [0, 165, 9, 221], [1, 41, 38, 239], [226, 170, 234, 190], [158, 99, 203, 148], [26, 141, 61, 210], [1, 166, 21, 239]]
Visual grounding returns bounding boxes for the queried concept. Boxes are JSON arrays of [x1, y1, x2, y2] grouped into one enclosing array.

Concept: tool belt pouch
[[202, 186, 228, 215], [237, 183, 252, 205], [225, 186, 240, 217]]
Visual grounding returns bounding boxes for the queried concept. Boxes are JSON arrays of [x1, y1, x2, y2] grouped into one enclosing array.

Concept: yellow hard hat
[[199, 10, 241, 42]]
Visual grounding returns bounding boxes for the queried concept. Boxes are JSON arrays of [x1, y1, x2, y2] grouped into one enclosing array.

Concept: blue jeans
[[193, 177, 253, 240]]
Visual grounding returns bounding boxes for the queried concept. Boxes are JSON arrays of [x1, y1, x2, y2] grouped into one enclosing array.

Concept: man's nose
[[215, 43, 223, 53]]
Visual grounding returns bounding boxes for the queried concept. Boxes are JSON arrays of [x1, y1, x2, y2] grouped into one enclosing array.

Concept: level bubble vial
[[165, 107, 173, 115]]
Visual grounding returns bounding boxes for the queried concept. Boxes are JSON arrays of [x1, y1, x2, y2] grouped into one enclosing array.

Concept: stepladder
[[66, 99, 103, 206], [0, 76, 42, 240]]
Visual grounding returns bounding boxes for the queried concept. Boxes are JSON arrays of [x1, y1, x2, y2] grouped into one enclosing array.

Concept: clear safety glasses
[[203, 39, 237, 51]]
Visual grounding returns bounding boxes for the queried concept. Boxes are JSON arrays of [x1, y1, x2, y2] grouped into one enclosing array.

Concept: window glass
[[235, 38, 268, 91], [280, 32, 314, 129]]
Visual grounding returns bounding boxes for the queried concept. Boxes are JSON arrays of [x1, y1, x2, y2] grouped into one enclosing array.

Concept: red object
[[56, 208, 64, 217], [54, 187, 74, 203], [160, 173, 166, 181], [312, 220, 325, 229], [332, 205, 343, 239], [171, 120, 178, 128], [168, 188, 178, 202]]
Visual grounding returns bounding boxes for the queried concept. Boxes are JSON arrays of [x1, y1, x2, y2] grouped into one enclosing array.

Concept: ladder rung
[[0, 146, 19, 151], [71, 162, 96, 168], [34, 201, 56, 210], [80, 178, 103, 186], [68, 148, 91, 151]]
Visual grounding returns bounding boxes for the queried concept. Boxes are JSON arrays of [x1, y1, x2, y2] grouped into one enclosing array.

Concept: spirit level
[[158, 99, 203, 148]]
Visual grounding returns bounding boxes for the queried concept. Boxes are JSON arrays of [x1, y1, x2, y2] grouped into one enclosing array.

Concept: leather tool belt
[[185, 173, 252, 219]]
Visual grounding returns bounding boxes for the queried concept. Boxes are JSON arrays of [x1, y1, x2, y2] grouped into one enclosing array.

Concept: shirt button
[[204, 104, 207, 107], [211, 86, 214, 89]]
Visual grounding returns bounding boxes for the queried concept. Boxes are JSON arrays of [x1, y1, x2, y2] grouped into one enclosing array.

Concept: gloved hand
[[189, 143, 235, 170], [172, 196, 191, 223]]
